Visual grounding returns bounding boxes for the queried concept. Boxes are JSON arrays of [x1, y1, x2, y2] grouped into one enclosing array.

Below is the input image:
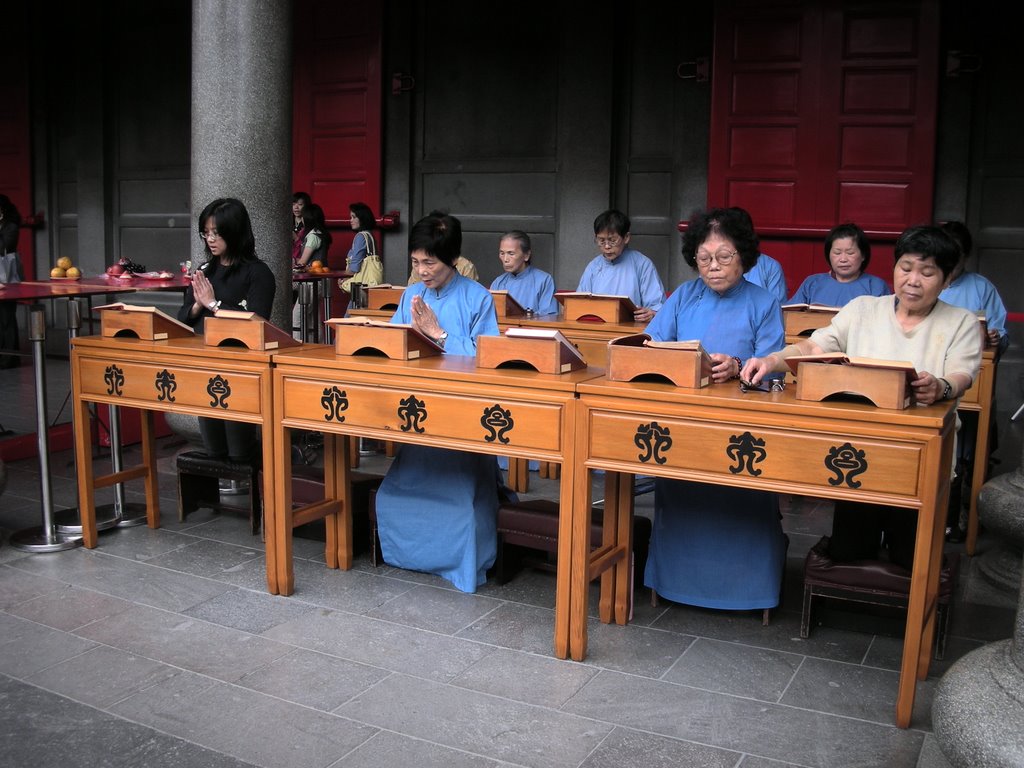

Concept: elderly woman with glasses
[[178, 198, 276, 465], [576, 209, 666, 323], [642, 206, 788, 614]]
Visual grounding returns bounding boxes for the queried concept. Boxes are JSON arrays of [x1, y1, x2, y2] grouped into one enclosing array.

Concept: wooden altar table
[[270, 348, 601, 658], [571, 377, 956, 728]]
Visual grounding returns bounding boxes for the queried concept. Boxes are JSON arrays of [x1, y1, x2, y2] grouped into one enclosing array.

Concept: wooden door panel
[[710, 0, 939, 290]]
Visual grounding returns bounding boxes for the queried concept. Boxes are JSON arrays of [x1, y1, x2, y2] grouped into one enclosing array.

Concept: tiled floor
[[0, 358, 1022, 768]]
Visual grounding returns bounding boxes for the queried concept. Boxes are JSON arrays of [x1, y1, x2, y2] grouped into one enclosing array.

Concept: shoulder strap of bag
[[361, 230, 377, 257]]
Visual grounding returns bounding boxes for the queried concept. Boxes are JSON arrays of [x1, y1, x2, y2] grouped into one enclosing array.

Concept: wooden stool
[[801, 535, 958, 659], [176, 450, 260, 535], [495, 499, 650, 586]]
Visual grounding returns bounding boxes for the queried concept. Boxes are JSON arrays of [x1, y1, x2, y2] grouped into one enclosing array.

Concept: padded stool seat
[[176, 451, 260, 535], [285, 465, 382, 553], [801, 535, 958, 659], [495, 499, 650, 586]]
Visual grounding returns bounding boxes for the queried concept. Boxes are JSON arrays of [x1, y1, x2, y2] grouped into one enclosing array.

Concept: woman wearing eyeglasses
[[576, 209, 665, 323], [642, 207, 788, 614], [178, 198, 276, 465]]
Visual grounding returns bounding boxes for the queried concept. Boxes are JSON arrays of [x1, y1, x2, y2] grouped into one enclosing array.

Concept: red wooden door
[[292, 0, 383, 270], [0, 5, 35, 279], [708, 0, 940, 294]]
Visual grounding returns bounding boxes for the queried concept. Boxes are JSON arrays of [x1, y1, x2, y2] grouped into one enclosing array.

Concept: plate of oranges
[[50, 256, 82, 280]]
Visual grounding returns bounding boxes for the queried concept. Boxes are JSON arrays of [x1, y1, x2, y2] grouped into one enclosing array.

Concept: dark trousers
[[198, 417, 260, 465]]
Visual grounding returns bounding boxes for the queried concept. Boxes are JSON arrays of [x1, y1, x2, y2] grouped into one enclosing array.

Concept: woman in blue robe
[[489, 230, 558, 316], [643, 207, 788, 611], [787, 222, 890, 307], [375, 212, 502, 592]]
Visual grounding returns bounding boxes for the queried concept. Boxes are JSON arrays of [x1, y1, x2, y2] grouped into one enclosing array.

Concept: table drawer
[[78, 358, 263, 416], [588, 410, 924, 498], [281, 376, 566, 453]]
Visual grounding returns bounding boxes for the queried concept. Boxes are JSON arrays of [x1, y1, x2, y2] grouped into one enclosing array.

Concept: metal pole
[[109, 403, 147, 527], [10, 306, 82, 551], [55, 299, 120, 534]]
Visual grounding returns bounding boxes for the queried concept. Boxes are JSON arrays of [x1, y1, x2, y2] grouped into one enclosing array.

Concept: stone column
[[933, 442, 1024, 766], [191, 0, 292, 333]]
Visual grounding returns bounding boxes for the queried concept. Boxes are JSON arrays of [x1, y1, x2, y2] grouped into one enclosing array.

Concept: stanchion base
[[10, 526, 83, 553], [113, 502, 149, 528], [54, 505, 121, 535]]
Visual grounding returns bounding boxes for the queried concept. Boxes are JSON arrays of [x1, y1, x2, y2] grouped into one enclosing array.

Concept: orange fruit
[[65, 266, 82, 278], [310, 260, 323, 271], [51, 266, 67, 278], [57, 256, 73, 270]]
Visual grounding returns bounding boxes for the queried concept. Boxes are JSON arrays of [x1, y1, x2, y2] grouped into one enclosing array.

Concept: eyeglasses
[[198, 230, 222, 242], [595, 236, 623, 249], [695, 248, 738, 267]]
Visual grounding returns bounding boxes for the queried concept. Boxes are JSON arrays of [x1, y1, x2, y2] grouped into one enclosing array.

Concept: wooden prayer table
[[70, 333, 315, 594], [270, 348, 602, 658], [571, 376, 955, 728]]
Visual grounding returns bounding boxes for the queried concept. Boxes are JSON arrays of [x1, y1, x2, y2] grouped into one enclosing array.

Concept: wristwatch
[[939, 378, 953, 400], [207, 300, 221, 312], [436, 330, 448, 348]]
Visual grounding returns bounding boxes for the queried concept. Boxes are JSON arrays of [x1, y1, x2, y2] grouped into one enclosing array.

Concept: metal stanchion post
[[108, 402, 148, 527], [10, 306, 82, 552], [298, 281, 313, 343], [55, 299, 120, 534]]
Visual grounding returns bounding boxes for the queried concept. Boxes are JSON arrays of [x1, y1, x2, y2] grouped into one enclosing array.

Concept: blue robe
[[940, 271, 1007, 343], [377, 273, 502, 592], [490, 265, 559, 316], [787, 272, 890, 307], [643, 278, 789, 610], [577, 248, 666, 311], [744, 252, 788, 303]]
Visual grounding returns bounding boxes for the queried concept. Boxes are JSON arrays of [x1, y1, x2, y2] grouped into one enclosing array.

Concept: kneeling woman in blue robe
[[376, 212, 502, 592], [643, 207, 788, 610]]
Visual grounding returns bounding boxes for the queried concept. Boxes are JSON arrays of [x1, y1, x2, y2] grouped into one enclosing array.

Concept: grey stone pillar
[[933, 443, 1024, 766], [191, 0, 292, 333]]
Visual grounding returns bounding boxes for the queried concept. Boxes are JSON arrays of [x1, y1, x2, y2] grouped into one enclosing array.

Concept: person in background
[[939, 220, 1008, 357], [489, 230, 558, 315], [938, 220, 1009, 540], [0, 195, 24, 368], [642, 207, 787, 613], [375, 212, 502, 593], [577, 209, 665, 322], [291, 191, 311, 265], [787, 222, 890, 306], [293, 203, 332, 270], [743, 225, 983, 567], [730, 207, 788, 303], [178, 198, 276, 465], [339, 201, 384, 295], [408, 210, 479, 285]]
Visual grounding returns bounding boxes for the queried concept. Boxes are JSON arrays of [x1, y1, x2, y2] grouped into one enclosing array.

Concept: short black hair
[[593, 209, 630, 237], [409, 212, 462, 267], [940, 220, 973, 260], [824, 223, 872, 272], [894, 225, 960, 279], [681, 207, 760, 273]]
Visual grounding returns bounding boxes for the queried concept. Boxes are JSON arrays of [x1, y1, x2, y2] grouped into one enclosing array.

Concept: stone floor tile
[[237, 648, 388, 711], [451, 647, 598, 708], [580, 726, 739, 768], [335, 729, 505, 767], [365, 583, 504, 635], [336, 673, 612, 768], [563, 669, 924, 768], [663, 637, 802, 701], [5, 583, 133, 631]]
